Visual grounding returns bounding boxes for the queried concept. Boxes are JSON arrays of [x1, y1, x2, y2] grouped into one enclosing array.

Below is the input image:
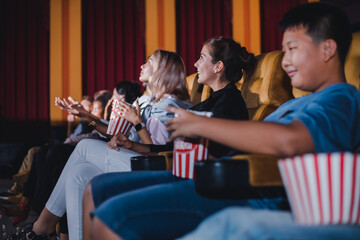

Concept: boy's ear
[[322, 39, 337, 62]]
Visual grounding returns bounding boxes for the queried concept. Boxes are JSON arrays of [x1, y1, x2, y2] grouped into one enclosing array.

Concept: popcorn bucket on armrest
[[172, 110, 212, 179], [278, 152, 360, 225], [173, 137, 209, 179], [106, 99, 133, 136]]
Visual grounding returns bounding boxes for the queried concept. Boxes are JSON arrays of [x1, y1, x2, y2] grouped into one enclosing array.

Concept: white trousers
[[45, 139, 140, 240]]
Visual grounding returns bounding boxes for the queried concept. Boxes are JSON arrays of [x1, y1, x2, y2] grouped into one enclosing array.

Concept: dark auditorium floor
[[0, 178, 39, 238], [0, 124, 67, 238]]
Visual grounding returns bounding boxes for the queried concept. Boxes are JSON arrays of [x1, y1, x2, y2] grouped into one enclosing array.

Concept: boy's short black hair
[[115, 81, 142, 104], [95, 94, 111, 109], [279, 2, 352, 64]]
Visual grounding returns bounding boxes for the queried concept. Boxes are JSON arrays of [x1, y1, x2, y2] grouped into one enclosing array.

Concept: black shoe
[[7, 223, 57, 240], [0, 191, 17, 197]]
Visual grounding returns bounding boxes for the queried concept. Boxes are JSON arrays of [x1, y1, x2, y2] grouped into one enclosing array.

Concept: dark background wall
[[323, 0, 360, 32]]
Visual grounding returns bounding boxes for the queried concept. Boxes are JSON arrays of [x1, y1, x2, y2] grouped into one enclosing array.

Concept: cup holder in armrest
[[194, 159, 285, 199], [131, 155, 167, 171]]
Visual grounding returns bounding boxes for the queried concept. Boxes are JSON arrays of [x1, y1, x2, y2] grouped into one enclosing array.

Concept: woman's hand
[[166, 107, 203, 141], [107, 132, 133, 151], [55, 96, 89, 119], [55, 97, 78, 114], [67, 96, 90, 118], [119, 99, 142, 125]]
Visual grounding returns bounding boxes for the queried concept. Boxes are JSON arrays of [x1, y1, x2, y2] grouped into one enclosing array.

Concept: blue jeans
[[180, 207, 360, 240], [91, 171, 287, 240]]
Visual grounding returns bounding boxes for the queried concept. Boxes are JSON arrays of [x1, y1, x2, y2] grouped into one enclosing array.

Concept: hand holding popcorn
[[166, 106, 203, 141]]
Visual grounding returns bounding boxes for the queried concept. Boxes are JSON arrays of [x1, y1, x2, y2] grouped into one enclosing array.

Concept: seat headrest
[[240, 50, 294, 119], [345, 31, 360, 90]]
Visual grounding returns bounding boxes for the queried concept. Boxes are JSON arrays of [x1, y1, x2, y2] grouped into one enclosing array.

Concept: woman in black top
[[150, 37, 254, 158]]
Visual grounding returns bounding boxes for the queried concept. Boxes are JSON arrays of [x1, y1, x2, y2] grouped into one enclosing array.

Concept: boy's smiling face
[[282, 26, 327, 92]]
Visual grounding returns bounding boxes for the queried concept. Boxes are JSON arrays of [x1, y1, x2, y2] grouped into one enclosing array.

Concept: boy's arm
[[167, 107, 314, 157]]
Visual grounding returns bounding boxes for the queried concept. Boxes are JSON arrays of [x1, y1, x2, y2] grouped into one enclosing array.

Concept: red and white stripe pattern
[[173, 137, 209, 179], [106, 100, 133, 136], [278, 152, 360, 225]]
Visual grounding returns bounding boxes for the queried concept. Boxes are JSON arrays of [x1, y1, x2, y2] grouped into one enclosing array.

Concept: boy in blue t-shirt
[[168, 3, 360, 156], [177, 3, 360, 240]]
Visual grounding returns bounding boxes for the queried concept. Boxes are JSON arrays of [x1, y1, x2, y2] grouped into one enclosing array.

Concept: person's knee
[[46, 144, 74, 167], [70, 139, 90, 158], [46, 145, 60, 163], [65, 164, 99, 193], [66, 169, 88, 189], [76, 139, 88, 149], [83, 180, 93, 203], [33, 145, 51, 165], [76, 139, 98, 151], [72, 139, 101, 159]]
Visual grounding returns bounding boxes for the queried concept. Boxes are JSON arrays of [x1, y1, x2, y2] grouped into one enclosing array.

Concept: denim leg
[[92, 171, 179, 207], [92, 180, 286, 240], [180, 207, 360, 240]]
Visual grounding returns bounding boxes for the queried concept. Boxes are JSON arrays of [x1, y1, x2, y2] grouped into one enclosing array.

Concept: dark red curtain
[[0, 0, 49, 122], [176, 0, 232, 75], [260, 0, 307, 52], [82, 0, 146, 97], [322, 0, 360, 32]]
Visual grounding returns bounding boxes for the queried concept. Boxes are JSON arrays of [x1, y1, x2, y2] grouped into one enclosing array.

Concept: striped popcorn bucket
[[106, 99, 133, 136], [173, 137, 209, 179], [278, 152, 360, 225]]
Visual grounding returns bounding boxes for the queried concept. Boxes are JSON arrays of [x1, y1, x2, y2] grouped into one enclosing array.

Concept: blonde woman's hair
[[148, 49, 190, 102]]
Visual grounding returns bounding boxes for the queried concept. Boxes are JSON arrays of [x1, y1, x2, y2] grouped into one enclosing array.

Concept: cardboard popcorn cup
[[172, 110, 212, 179], [278, 152, 360, 225], [173, 137, 209, 179], [106, 99, 133, 136]]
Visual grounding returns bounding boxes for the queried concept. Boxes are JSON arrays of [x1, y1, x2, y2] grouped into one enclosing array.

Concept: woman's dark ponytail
[[205, 37, 255, 84], [239, 47, 255, 72]]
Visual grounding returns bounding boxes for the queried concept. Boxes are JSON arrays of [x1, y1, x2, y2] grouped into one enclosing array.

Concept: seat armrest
[[194, 156, 285, 199], [231, 154, 283, 186], [155, 151, 283, 186], [157, 151, 173, 171], [130, 155, 166, 171]]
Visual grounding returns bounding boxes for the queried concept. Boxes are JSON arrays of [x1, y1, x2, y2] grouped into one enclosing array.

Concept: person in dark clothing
[[149, 82, 248, 158], [0, 94, 108, 226]]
